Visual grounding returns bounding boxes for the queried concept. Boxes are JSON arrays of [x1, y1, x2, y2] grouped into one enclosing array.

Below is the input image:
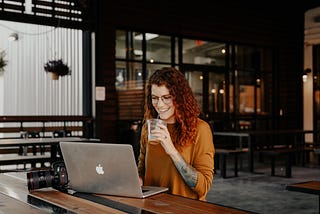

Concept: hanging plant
[[0, 50, 8, 73], [44, 59, 70, 80]]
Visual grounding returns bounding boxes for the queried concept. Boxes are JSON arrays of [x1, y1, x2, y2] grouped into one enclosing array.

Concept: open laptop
[[59, 141, 168, 198]]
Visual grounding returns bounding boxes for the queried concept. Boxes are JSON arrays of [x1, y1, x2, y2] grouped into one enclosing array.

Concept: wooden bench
[[0, 154, 51, 171], [215, 148, 248, 178], [0, 115, 93, 138], [259, 146, 314, 178], [307, 141, 320, 165], [314, 148, 320, 165], [0, 116, 93, 168], [0, 146, 50, 155]]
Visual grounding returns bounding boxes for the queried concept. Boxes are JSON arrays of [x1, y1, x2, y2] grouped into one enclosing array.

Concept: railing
[[0, 115, 94, 138]]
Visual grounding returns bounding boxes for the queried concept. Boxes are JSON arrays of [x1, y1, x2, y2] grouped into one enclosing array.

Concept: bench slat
[[0, 154, 51, 166]]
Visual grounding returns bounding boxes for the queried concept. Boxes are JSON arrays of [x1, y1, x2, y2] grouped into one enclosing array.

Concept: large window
[[209, 72, 225, 113], [115, 31, 173, 120], [229, 45, 273, 129], [183, 39, 226, 67], [115, 30, 273, 130]]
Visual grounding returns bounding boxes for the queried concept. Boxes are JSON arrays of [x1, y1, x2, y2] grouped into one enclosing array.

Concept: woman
[[137, 67, 215, 201]]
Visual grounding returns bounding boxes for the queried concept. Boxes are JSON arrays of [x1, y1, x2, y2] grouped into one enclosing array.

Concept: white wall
[[0, 21, 83, 116]]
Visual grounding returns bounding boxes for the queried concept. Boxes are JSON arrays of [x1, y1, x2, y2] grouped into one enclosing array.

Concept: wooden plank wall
[[117, 89, 144, 120]]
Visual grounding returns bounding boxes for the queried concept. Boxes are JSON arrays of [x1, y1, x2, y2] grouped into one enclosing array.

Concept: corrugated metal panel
[[0, 20, 83, 116]]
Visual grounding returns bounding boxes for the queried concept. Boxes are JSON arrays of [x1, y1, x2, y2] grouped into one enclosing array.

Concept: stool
[[259, 148, 294, 178], [215, 148, 247, 178]]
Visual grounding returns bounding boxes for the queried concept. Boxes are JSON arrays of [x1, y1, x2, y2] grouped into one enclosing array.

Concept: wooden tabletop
[[0, 172, 253, 214], [30, 190, 126, 214], [286, 180, 320, 213], [96, 192, 251, 214], [286, 181, 320, 195], [28, 189, 251, 214], [0, 192, 46, 214]]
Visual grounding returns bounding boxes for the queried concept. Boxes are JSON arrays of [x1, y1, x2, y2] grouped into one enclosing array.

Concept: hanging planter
[[50, 72, 59, 80], [44, 59, 70, 80], [0, 50, 8, 74]]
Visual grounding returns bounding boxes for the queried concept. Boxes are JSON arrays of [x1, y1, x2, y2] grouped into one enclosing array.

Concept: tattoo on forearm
[[171, 152, 198, 188]]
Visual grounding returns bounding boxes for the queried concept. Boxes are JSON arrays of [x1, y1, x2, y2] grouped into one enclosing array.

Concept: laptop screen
[[59, 142, 168, 198]]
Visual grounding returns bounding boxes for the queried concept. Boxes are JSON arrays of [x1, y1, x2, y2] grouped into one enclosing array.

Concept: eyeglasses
[[151, 95, 172, 105]]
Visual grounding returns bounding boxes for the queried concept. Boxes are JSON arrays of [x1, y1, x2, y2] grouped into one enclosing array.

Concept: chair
[[19, 131, 40, 168], [19, 131, 40, 156], [28, 131, 40, 155]]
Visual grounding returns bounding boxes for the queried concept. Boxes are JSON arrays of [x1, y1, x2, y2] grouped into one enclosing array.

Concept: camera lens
[[27, 170, 53, 191], [27, 161, 68, 192]]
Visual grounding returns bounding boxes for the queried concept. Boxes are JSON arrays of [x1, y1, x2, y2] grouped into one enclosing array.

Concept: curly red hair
[[143, 67, 200, 148]]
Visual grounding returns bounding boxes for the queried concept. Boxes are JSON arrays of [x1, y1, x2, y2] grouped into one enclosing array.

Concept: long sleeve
[[137, 119, 215, 201], [189, 119, 215, 199]]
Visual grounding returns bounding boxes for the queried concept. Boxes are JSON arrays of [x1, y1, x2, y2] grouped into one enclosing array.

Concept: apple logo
[[96, 164, 104, 175]]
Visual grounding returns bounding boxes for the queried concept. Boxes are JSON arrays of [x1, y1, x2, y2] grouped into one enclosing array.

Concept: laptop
[[59, 141, 168, 198]]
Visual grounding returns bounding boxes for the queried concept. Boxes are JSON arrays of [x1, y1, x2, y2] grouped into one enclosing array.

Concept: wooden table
[[214, 129, 315, 173], [286, 181, 320, 211], [0, 172, 253, 214], [0, 192, 47, 213]]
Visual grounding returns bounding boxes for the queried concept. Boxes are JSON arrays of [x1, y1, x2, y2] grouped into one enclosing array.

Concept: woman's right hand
[[153, 123, 178, 156]]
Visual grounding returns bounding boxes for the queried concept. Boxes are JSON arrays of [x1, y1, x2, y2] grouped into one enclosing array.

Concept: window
[[115, 30, 273, 131], [183, 39, 226, 66]]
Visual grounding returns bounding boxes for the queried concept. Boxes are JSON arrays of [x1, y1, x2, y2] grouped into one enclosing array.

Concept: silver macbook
[[59, 141, 168, 198]]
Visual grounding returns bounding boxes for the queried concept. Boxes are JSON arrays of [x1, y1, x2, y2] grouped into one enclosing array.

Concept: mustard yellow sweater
[[137, 118, 215, 201]]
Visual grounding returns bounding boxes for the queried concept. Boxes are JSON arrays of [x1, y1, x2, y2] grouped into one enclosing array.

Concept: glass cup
[[147, 118, 167, 145]]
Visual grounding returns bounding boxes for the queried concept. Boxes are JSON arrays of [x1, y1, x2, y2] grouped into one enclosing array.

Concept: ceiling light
[[135, 33, 159, 41], [8, 33, 18, 41], [302, 74, 308, 82], [134, 50, 143, 56], [302, 68, 312, 82]]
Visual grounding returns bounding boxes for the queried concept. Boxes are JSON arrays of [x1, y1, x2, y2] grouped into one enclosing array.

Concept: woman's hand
[[151, 123, 178, 156]]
